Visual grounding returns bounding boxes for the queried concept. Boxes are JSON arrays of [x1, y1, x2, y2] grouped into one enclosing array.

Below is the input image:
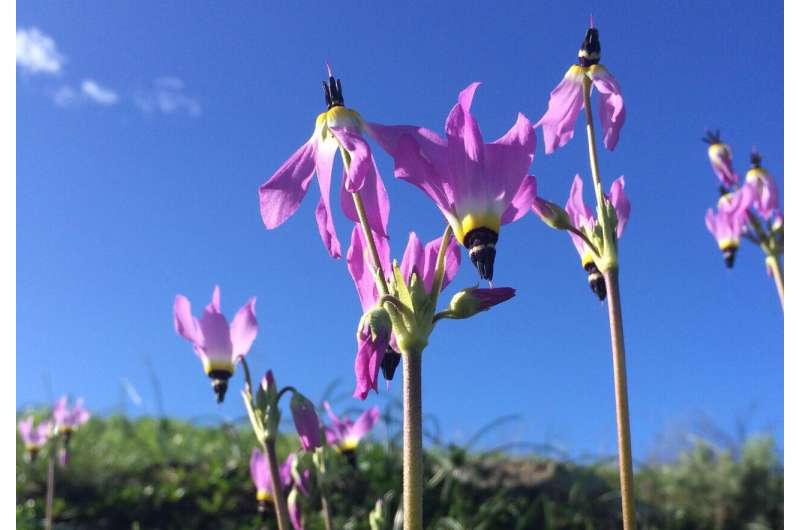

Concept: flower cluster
[[18, 396, 90, 464]]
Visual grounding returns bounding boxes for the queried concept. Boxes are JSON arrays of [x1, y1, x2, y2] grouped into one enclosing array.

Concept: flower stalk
[[44, 450, 56, 530], [581, 73, 636, 530], [766, 254, 784, 309], [401, 347, 424, 530]]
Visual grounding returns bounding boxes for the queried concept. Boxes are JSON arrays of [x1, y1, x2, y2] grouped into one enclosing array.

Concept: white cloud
[[16, 27, 64, 75], [52, 85, 78, 107], [81, 79, 118, 105], [134, 77, 201, 116]]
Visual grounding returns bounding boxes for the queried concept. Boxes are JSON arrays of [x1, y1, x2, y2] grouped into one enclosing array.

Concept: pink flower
[[52, 396, 90, 434], [290, 393, 322, 451], [18, 416, 51, 456], [258, 67, 390, 259], [536, 20, 625, 154], [347, 226, 460, 399], [745, 150, 779, 220], [173, 286, 257, 403], [368, 82, 536, 280], [702, 130, 739, 188], [705, 186, 753, 268], [323, 402, 380, 452]]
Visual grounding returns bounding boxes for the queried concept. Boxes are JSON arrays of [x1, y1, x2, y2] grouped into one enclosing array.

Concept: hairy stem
[[765, 254, 784, 310], [264, 440, 291, 530], [402, 349, 424, 530], [603, 269, 637, 530], [44, 451, 55, 530]]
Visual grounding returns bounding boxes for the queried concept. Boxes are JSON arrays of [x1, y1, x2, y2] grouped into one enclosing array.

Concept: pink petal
[[174, 295, 202, 346], [588, 67, 626, 151], [206, 285, 221, 314], [328, 127, 372, 192], [536, 69, 584, 154], [501, 175, 537, 224], [353, 334, 384, 400], [339, 158, 390, 238], [230, 298, 258, 362], [18, 417, 32, 441], [314, 140, 342, 258], [608, 176, 630, 238], [422, 235, 460, 292], [346, 225, 389, 311], [445, 83, 486, 207], [484, 113, 536, 203], [348, 406, 380, 441], [400, 232, 425, 285], [197, 310, 232, 364], [259, 140, 317, 230]]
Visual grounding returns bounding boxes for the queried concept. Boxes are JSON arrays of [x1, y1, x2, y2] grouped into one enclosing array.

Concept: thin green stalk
[[582, 74, 636, 530], [264, 440, 292, 530], [320, 491, 334, 530], [765, 254, 784, 309], [44, 451, 55, 530], [351, 191, 390, 296], [402, 348, 424, 530]]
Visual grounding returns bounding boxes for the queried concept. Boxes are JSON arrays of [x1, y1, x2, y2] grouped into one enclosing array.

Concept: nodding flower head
[[173, 286, 258, 403], [52, 396, 90, 435], [705, 186, 753, 268], [250, 448, 295, 513], [18, 416, 52, 460], [745, 149, 780, 220], [536, 18, 626, 154], [323, 402, 380, 458], [368, 82, 537, 281], [259, 65, 390, 259], [290, 392, 322, 451], [702, 130, 739, 188]]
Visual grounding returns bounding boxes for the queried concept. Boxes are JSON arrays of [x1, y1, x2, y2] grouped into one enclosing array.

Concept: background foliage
[[16, 409, 782, 530]]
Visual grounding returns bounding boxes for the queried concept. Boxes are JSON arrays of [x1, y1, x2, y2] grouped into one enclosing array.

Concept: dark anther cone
[[323, 75, 344, 109], [585, 262, 607, 301], [257, 499, 272, 517], [208, 370, 233, 403], [723, 248, 737, 269], [381, 348, 402, 381], [579, 26, 601, 66], [464, 227, 499, 281], [342, 447, 358, 469]]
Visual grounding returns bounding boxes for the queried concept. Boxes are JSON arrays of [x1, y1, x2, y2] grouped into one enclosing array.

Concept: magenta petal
[[421, 235, 460, 292], [206, 285, 221, 314], [259, 140, 317, 230], [589, 68, 626, 151], [339, 159, 390, 238], [174, 295, 202, 346], [346, 225, 390, 310], [445, 83, 486, 205], [314, 140, 342, 258], [353, 331, 386, 400], [608, 176, 630, 238], [485, 113, 536, 201], [230, 298, 258, 362], [501, 175, 537, 224], [565, 174, 594, 255], [250, 448, 270, 493], [198, 310, 232, 363], [349, 406, 380, 441], [400, 232, 425, 285], [328, 127, 372, 192], [290, 393, 321, 451], [536, 70, 584, 154], [18, 417, 32, 442]]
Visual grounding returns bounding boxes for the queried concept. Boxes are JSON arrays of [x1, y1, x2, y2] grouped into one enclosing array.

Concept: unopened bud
[[532, 197, 572, 230], [359, 307, 392, 343], [446, 287, 516, 319]]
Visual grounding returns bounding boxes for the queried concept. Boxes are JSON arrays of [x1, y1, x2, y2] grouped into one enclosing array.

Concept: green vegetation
[[16, 414, 782, 530]]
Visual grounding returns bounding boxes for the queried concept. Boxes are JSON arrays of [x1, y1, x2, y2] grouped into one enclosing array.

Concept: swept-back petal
[[608, 176, 630, 237], [536, 67, 584, 154], [353, 334, 383, 400], [328, 127, 373, 192], [313, 139, 342, 258], [174, 295, 202, 346], [259, 139, 317, 229], [445, 83, 486, 207], [339, 159, 390, 237], [501, 175, 537, 224], [346, 225, 390, 311], [349, 406, 380, 441], [588, 66, 626, 151], [422, 235, 460, 292], [400, 232, 425, 285], [198, 311, 232, 364], [230, 298, 258, 362], [484, 113, 536, 201], [250, 448, 270, 493]]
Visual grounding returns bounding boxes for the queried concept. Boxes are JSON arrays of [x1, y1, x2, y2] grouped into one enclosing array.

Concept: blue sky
[[17, 1, 783, 460]]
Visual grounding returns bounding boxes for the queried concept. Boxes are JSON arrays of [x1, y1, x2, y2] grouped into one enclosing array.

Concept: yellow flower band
[[202, 359, 234, 376]]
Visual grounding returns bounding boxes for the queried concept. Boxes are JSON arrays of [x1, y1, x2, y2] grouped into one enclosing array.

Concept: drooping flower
[[368, 82, 536, 280], [52, 396, 91, 434], [289, 393, 322, 451], [564, 174, 630, 300], [259, 66, 390, 259], [702, 130, 739, 188], [249, 448, 293, 511], [705, 186, 753, 268], [323, 402, 380, 453], [347, 226, 460, 399], [536, 18, 626, 154], [18, 416, 52, 459], [745, 149, 779, 220], [173, 286, 257, 403]]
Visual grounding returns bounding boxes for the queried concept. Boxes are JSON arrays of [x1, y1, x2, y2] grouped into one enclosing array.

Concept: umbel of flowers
[[260, 66, 525, 530], [530, 19, 636, 530], [702, 130, 784, 308]]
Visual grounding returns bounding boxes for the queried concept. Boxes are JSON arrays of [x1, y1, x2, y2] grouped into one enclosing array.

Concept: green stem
[[320, 491, 334, 530], [765, 254, 784, 310], [240, 357, 254, 395], [351, 192, 390, 296], [264, 440, 292, 530], [402, 348, 424, 530], [583, 74, 636, 530], [430, 225, 454, 308], [567, 226, 601, 257], [44, 450, 55, 530]]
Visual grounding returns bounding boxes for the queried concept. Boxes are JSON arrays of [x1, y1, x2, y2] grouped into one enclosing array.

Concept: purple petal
[[501, 175, 538, 224], [421, 235, 460, 292], [18, 417, 33, 442], [290, 394, 322, 451], [206, 285, 221, 314], [588, 66, 625, 151], [250, 447, 270, 493], [346, 225, 390, 310], [484, 113, 536, 204], [339, 158, 391, 238], [174, 295, 202, 346], [259, 140, 317, 230], [445, 83, 487, 208], [400, 232, 425, 285], [565, 175, 594, 256], [707, 143, 738, 187], [197, 310, 232, 365], [348, 406, 380, 441], [328, 127, 372, 192], [314, 140, 342, 258], [353, 332, 386, 400], [608, 176, 630, 238], [230, 298, 258, 362], [535, 67, 584, 154]]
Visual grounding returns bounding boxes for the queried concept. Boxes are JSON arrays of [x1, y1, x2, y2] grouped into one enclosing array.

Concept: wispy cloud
[[16, 27, 65, 75], [134, 77, 201, 117], [52, 79, 119, 107], [81, 80, 118, 105]]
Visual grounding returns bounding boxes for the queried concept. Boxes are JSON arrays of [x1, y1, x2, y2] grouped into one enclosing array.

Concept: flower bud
[[446, 287, 516, 319], [532, 197, 572, 231], [359, 307, 392, 344], [261, 371, 281, 441], [290, 392, 322, 451]]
